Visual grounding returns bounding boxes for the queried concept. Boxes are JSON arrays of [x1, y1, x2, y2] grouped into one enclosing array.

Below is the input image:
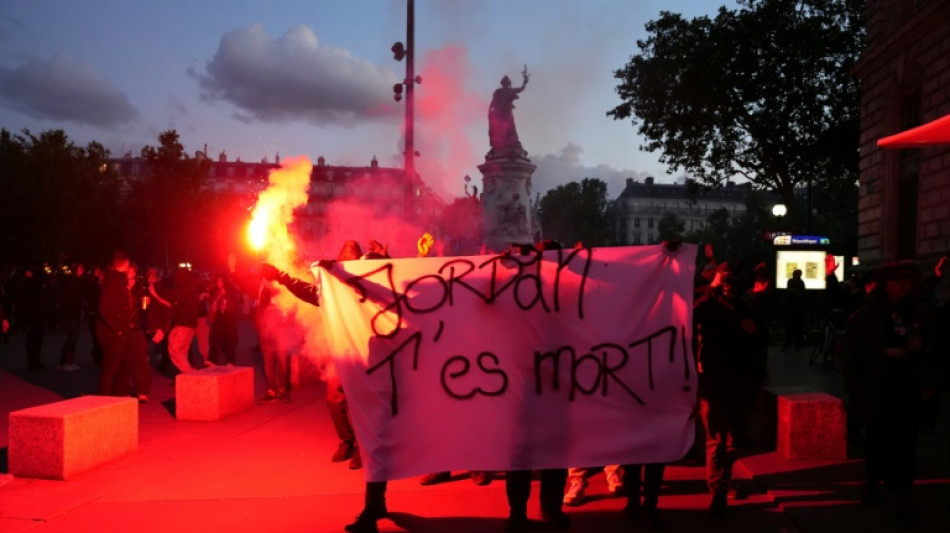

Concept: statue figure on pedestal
[[488, 66, 529, 154]]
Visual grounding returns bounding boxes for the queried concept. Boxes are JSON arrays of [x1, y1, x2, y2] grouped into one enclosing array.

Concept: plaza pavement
[[0, 320, 947, 533]]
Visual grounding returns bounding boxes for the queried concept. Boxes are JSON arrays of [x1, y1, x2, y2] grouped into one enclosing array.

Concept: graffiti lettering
[[341, 249, 593, 339], [441, 352, 509, 400], [370, 324, 688, 417]]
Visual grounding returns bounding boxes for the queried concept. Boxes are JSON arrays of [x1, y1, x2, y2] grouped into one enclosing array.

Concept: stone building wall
[[853, 0, 950, 267]]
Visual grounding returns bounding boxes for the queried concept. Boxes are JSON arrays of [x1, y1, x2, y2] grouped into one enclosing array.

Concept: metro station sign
[[772, 234, 830, 246]]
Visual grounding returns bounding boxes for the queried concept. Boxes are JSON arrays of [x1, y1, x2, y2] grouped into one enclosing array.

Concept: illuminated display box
[[9, 396, 138, 480]]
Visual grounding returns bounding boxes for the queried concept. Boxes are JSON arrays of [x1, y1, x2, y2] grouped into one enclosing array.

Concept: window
[[647, 218, 654, 229], [633, 234, 642, 245], [634, 217, 641, 228]]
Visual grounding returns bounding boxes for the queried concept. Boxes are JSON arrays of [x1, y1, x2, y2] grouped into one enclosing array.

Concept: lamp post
[[392, 0, 420, 212]]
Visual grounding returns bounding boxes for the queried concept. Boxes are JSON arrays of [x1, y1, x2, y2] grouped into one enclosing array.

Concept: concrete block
[[777, 392, 847, 461], [748, 386, 812, 448], [176, 365, 254, 421], [9, 396, 138, 480]]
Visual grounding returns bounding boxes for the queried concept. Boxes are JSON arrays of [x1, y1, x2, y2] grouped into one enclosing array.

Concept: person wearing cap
[[844, 260, 935, 524], [693, 265, 757, 515]]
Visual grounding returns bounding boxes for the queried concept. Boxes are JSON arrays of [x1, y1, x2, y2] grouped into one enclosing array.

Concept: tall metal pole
[[404, 0, 415, 210]]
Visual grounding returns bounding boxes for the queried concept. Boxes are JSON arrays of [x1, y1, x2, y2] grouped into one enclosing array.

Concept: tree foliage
[[0, 128, 122, 267], [539, 178, 611, 247], [0, 128, 234, 270], [608, 0, 864, 221], [122, 130, 213, 269], [657, 212, 686, 242]]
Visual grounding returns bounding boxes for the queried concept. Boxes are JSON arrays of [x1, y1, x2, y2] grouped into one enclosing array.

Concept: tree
[[123, 130, 212, 269], [539, 178, 611, 247], [657, 213, 685, 242], [608, 0, 864, 226], [438, 195, 484, 256], [0, 128, 122, 267]]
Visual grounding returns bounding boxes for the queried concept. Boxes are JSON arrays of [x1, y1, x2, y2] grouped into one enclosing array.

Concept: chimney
[[645, 176, 654, 185], [625, 177, 634, 188]]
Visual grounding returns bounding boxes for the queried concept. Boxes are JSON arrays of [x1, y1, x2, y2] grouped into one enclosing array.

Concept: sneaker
[[57, 364, 71, 372], [419, 471, 452, 486], [137, 395, 149, 404], [606, 470, 624, 493], [349, 448, 362, 470], [258, 394, 278, 404], [331, 441, 355, 462], [563, 477, 587, 506], [278, 393, 292, 403], [68, 363, 82, 371]]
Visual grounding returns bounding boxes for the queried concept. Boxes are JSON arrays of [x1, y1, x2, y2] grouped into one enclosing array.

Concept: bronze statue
[[488, 66, 529, 152]]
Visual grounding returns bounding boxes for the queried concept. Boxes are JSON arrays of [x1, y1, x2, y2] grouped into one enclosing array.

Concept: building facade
[[852, 0, 950, 268], [110, 150, 444, 255], [612, 177, 749, 246]]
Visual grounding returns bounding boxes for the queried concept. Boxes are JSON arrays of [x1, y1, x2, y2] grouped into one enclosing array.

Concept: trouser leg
[[505, 470, 532, 516]]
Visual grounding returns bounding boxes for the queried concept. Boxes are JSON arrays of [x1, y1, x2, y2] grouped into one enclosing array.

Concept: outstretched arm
[[261, 264, 319, 306]]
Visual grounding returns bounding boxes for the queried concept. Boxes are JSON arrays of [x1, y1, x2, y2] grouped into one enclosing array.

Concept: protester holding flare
[[260, 239, 392, 533]]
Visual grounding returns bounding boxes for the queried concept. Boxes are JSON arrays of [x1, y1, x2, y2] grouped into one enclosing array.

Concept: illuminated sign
[[772, 234, 830, 246]]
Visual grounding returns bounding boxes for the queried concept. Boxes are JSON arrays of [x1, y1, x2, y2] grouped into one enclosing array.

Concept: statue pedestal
[[479, 150, 537, 252]]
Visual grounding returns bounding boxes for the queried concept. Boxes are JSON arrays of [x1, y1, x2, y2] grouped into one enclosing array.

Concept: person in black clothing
[[57, 263, 86, 371], [143, 267, 172, 368], [846, 261, 935, 524], [694, 268, 757, 515], [504, 239, 570, 533], [85, 266, 104, 365], [17, 267, 48, 370], [208, 272, 240, 365], [97, 252, 145, 396], [260, 240, 384, 533], [784, 269, 807, 350]]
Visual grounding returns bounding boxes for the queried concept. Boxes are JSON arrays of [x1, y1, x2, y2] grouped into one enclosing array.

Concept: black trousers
[[505, 469, 567, 516]]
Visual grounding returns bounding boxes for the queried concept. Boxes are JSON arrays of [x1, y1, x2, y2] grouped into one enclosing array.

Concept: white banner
[[315, 244, 697, 482]]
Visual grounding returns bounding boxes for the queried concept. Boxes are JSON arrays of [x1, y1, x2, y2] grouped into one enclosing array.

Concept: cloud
[[0, 53, 137, 128], [532, 143, 653, 198], [193, 25, 400, 126]]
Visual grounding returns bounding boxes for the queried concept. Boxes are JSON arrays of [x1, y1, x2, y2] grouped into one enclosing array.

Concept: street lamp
[[392, 0, 421, 211], [772, 203, 787, 233]]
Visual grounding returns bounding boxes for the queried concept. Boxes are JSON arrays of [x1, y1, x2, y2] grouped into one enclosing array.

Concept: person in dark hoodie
[[161, 265, 207, 375], [693, 266, 757, 515], [261, 239, 390, 533], [97, 252, 144, 396]]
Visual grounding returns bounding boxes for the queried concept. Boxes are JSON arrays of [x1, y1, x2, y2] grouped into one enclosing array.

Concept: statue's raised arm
[[488, 66, 529, 154]]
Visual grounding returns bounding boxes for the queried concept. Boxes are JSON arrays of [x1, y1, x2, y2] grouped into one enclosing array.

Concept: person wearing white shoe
[[563, 465, 624, 506]]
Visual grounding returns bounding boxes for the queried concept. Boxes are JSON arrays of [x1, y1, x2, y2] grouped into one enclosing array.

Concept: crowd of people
[[1, 242, 947, 532]]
